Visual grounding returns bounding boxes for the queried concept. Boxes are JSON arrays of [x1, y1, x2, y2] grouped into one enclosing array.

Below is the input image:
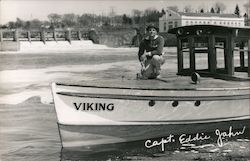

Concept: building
[[159, 9, 245, 32]]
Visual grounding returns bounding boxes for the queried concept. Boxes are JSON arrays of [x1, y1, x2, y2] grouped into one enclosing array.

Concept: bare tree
[[48, 13, 62, 28], [62, 13, 77, 28], [214, 2, 226, 13], [183, 5, 192, 13], [132, 9, 143, 24]]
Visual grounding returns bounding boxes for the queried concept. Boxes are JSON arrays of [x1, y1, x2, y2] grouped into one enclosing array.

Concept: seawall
[[0, 41, 20, 51]]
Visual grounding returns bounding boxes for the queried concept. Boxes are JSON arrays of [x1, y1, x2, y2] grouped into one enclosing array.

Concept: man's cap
[[146, 24, 159, 32]]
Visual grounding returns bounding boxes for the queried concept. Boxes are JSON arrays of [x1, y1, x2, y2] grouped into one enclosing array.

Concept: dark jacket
[[138, 35, 164, 61]]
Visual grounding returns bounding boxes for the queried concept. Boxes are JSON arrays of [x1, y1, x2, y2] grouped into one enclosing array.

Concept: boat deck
[[59, 71, 250, 90]]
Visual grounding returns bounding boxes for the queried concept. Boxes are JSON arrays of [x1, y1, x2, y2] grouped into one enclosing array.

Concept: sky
[[0, 0, 250, 24]]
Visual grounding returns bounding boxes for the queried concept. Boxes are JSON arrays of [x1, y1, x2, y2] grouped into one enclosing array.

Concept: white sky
[[0, 0, 249, 24]]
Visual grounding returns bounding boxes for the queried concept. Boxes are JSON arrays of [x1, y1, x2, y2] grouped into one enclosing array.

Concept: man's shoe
[[155, 70, 161, 76]]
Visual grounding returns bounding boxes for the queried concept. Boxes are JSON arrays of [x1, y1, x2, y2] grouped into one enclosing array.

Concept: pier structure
[[0, 29, 89, 43], [0, 29, 91, 51], [168, 25, 250, 80]]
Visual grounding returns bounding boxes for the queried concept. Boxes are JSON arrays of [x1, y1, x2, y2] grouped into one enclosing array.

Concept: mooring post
[[188, 36, 195, 72], [177, 37, 183, 74], [40, 29, 46, 44], [14, 29, 19, 41], [65, 29, 71, 44], [239, 41, 245, 69], [77, 30, 81, 40], [0, 30, 3, 42], [53, 30, 57, 42], [27, 31, 31, 43]]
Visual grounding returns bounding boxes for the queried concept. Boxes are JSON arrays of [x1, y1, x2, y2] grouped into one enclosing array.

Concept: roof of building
[[177, 12, 241, 18]]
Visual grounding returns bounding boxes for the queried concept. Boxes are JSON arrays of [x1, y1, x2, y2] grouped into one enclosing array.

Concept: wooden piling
[[14, 30, 19, 41], [177, 38, 183, 74], [77, 30, 81, 40], [248, 39, 250, 77], [0, 30, 3, 42], [65, 29, 71, 44], [27, 31, 31, 43], [239, 41, 245, 69], [208, 35, 217, 73], [225, 36, 234, 76], [188, 37, 195, 72], [40, 30, 46, 44], [53, 30, 57, 42]]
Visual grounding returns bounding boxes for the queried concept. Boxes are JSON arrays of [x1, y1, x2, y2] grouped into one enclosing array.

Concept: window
[[174, 21, 178, 27], [164, 22, 167, 31], [168, 21, 173, 29]]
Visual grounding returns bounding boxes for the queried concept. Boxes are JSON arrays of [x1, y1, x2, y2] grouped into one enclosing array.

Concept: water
[[0, 47, 249, 161]]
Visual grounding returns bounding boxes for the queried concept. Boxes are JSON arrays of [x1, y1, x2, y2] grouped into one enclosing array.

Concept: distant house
[[159, 9, 245, 32]]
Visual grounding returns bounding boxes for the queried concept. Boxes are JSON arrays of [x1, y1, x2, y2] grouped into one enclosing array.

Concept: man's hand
[[145, 52, 152, 56], [140, 54, 147, 62]]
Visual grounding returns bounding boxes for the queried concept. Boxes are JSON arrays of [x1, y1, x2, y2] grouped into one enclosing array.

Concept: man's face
[[148, 28, 157, 37]]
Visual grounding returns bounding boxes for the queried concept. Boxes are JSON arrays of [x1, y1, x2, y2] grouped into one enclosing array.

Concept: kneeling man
[[138, 24, 165, 79]]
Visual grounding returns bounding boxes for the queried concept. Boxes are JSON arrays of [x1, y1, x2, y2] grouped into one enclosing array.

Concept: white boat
[[51, 81, 250, 148], [51, 25, 250, 149]]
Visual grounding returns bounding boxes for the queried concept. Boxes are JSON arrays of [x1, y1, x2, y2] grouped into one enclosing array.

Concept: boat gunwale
[[56, 91, 250, 101], [55, 82, 250, 91]]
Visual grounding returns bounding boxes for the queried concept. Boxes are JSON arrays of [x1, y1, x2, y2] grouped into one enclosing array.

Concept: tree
[[132, 9, 142, 24], [161, 9, 166, 15], [29, 19, 43, 29], [214, 2, 226, 13], [244, 13, 248, 18], [78, 14, 94, 27], [122, 14, 132, 25], [15, 18, 24, 28], [144, 8, 161, 23], [48, 13, 62, 28], [24, 21, 31, 30], [234, 4, 240, 17], [210, 7, 215, 13], [61, 13, 77, 28], [8, 21, 16, 29], [184, 5, 192, 13]]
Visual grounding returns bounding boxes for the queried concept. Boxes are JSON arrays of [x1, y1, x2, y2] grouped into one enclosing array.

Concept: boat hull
[[58, 119, 249, 149], [51, 83, 250, 148]]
